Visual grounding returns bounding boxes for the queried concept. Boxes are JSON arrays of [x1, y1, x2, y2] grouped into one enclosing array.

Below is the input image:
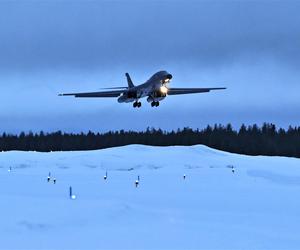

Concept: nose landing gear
[[151, 101, 160, 107], [133, 101, 142, 108]]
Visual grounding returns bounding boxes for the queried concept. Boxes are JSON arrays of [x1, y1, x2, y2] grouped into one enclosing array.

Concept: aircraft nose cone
[[167, 74, 173, 80]]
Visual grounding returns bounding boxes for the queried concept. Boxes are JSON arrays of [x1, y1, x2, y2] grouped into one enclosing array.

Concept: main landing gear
[[151, 101, 159, 107], [133, 101, 142, 108]]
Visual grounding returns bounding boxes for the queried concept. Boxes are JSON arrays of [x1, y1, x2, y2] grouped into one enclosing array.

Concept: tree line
[[0, 123, 299, 158]]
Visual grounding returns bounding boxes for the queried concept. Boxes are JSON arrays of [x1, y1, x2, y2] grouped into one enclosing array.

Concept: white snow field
[[1, 145, 300, 249]]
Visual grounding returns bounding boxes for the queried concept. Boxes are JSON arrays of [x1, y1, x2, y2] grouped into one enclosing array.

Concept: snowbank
[[0, 145, 300, 249]]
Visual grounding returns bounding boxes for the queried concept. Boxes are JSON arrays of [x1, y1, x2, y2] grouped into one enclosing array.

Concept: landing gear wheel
[[151, 101, 159, 107], [133, 101, 141, 108]]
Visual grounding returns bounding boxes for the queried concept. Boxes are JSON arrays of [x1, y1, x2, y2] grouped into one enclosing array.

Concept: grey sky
[[0, 0, 299, 133]]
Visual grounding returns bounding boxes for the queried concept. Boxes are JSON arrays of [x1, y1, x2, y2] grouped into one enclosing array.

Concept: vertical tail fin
[[125, 73, 134, 88]]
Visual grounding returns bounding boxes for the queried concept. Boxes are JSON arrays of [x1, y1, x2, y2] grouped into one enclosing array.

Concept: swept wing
[[59, 90, 124, 98], [167, 87, 226, 95]]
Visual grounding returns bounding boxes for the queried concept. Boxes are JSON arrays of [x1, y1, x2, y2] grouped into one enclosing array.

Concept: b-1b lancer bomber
[[59, 71, 226, 108]]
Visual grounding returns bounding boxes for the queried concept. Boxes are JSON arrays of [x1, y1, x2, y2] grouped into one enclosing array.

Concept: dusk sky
[[0, 0, 299, 133]]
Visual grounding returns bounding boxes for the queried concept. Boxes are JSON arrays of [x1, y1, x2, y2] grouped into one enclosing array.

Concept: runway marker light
[[69, 186, 76, 200]]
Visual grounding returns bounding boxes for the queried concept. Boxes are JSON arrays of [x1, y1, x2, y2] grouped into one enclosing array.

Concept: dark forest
[[0, 123, 299, 158]]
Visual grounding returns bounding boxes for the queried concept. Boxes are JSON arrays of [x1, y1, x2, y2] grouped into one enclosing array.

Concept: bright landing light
[[160, 86, 168, 94]]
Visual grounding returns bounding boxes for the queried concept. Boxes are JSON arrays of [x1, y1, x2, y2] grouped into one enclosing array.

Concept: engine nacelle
[[153, 91, 166, 98], [127, 91, 137, 99], [147, 96, 154, 103], [118, 91, 137, 103], [147, 91, 167, 102]]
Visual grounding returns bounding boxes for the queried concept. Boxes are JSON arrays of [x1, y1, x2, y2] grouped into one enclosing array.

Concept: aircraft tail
[[125, 73, 134, 88]]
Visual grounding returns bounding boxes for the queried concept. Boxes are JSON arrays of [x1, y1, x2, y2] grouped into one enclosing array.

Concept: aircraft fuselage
[[117, 70, 172, 104]]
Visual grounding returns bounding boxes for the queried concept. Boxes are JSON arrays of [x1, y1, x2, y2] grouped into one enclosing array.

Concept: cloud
[[0, 1, 299, 72], [0, 1, 299, 132]]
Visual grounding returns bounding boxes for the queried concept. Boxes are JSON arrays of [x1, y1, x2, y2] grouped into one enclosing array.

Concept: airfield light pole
[[69, 186, 76, 199]]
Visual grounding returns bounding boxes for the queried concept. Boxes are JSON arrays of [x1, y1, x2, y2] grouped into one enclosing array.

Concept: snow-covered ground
[[1, 145, 300, 249]]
